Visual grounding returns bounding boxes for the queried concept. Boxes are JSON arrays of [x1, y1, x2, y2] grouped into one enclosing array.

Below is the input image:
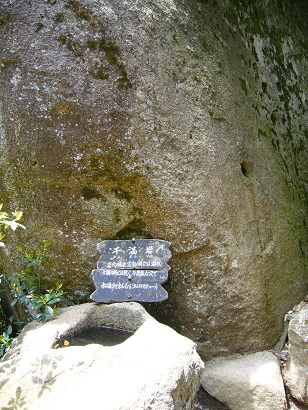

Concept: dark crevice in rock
[[193, 386, 229, 410]]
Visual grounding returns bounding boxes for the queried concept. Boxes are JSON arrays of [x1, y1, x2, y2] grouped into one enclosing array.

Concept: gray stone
[[0, 0, 307, 359], [0, 302, 204, 410], [200, 351, 287, 410], [283, 302, 308, 406]]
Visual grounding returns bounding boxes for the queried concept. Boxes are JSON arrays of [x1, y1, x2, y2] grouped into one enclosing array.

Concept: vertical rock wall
[[0, 0, 307, 359]]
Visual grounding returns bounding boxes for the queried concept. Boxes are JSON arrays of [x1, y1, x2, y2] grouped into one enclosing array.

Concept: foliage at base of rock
[[0, 208, 65, 357]]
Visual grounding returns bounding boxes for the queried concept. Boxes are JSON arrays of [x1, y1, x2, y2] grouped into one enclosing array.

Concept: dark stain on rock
[[240, 160, 253, 178], [0, 59, 17, 72], [53, 13, 65, 24], [90, 67, 109, 80], [113, 217, 149, 240], [35, 22, 44, 33], [50, 101, 82, 121], [111, 187, 132, 201], [0, 12, 12, 26], [81, 186, 102, 201], [86, 37, 131, 88], [57, 34, 83, 57], [65, 0, 92, 22], [63, 0, 132, 88]]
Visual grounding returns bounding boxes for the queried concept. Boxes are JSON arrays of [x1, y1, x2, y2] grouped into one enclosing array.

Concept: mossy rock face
[[0, 0, 307, 359]]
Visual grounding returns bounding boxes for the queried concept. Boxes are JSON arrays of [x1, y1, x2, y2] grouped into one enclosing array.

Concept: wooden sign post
[[90, 239, 171, 303]]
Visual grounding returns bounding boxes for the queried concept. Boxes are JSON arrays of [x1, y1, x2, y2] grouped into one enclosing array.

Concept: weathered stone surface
[[200, 351, 287, 410], [0, 0, 307, 359], [283, 302, 308, 406], [0, 302, 204, 410]]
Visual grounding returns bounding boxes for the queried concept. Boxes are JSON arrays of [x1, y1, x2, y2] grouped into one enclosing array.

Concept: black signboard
[[90, 239, 171, 303]]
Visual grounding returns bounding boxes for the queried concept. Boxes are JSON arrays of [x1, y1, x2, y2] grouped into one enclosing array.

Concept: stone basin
[[57, 326, 134, 347], [0, 302, 204, 410]]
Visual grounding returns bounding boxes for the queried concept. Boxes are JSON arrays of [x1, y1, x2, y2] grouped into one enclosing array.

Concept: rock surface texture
[[283, 302, 308, 406], [0, 302, 204, 410], [200, 351, 287, 410], [0, 0, 307, 359]]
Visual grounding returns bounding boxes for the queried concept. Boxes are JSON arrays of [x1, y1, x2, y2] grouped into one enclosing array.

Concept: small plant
[[0, 316, 23, 357], [0, 204, 25, 249], [0, 325, 13, 357], [28, 284, 65, 322], [9, 241, 65, 322]]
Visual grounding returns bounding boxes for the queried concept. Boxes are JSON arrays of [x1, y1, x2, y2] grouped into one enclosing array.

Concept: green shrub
[[0, 205, 65, 357], [9, 241, 66, 322], [0, 322, 14, 357]]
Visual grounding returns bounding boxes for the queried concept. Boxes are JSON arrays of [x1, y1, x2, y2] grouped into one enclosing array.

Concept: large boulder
[[283, 302, 308, 406], [0, 0, 307, 359], [0, 302, 204, 409], [200, 351, 287, 410]]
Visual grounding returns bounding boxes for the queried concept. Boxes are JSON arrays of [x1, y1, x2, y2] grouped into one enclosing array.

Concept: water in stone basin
[[59, 326, 134, 347]]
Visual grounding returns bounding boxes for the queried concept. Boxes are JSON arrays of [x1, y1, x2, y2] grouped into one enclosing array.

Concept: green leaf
[[13, 210, 23, 220], [33, 302, 44, 309], [45, 306, 54, 316], [35, 313, 43, 321], [47, 297, 60, 305], [2, 332, 9, 342], [10, 298, 18, 307]]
